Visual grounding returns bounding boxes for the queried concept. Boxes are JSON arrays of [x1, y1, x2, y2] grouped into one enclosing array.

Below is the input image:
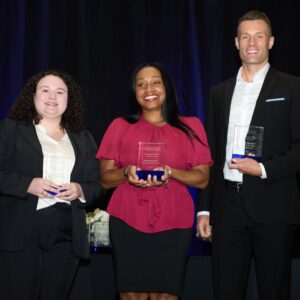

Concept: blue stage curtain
[[0, 0, 26, 118]]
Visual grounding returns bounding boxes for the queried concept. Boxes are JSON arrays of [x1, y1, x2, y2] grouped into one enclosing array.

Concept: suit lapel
[[222, 78, 236, 143], [223, 78, 236, 132], [18, 123, 43, 156], [68, 131, 84, 181], [250, 68, 278, 126], [214, 78, 236, 163], [17, 123, 43, 172]]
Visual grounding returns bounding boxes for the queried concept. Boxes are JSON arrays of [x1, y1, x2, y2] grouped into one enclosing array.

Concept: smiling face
[[135, 66, 166, 113], [34, 75, 68, 121], [235, 19, 274, 68]]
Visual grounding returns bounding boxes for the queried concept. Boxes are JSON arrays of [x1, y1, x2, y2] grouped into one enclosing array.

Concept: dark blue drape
[[1, 0, 25, 118]]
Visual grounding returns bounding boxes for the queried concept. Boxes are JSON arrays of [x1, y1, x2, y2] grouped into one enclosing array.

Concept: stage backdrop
[[1, 0, 300, 255]]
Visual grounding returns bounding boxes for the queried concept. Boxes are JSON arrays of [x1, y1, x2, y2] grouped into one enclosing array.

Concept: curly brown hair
[[9, 70, 85, 133]]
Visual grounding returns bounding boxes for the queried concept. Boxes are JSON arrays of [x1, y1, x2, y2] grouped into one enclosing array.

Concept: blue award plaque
[[232, 125, 264, 162], [136, 142, 166, 181], [46, 188, 67, 196]]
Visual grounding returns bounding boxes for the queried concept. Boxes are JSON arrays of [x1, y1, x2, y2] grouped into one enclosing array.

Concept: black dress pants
[[212, 187, 294, 300], [0, 203, 79, 300]]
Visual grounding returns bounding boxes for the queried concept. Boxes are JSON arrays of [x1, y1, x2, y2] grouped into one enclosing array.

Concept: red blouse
[[96, 115, 212, 233]]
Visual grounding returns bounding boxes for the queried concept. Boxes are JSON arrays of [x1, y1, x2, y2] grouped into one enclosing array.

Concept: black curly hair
[[9, 70, 85, 133]]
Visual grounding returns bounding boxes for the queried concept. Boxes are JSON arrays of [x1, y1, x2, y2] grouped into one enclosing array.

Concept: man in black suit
[[197, 10, 300, 300]]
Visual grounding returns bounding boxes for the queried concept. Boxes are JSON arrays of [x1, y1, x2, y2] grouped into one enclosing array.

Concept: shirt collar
[[236, 63, 270, 83], [34, 123, 47, 134], [34, 123, 67, 141]]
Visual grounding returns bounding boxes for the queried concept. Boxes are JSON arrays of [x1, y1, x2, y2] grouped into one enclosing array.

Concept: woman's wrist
[[123, 166, 129, 177], [166, 166, 172, 177]]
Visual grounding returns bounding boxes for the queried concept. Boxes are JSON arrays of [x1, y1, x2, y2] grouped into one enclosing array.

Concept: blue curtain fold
[[1, 0, 26, 118]]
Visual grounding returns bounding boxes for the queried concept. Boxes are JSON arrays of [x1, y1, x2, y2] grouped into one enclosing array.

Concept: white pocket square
[[265, 97, 285, 102]]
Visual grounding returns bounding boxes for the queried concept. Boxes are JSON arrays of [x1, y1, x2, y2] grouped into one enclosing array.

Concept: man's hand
[[228, 158, 262, 176], [196, 215, 212, 240]]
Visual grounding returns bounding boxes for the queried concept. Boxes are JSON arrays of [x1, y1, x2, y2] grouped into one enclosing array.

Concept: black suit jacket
[[199, 67, 300, 224], [0, 119, 104, 259]]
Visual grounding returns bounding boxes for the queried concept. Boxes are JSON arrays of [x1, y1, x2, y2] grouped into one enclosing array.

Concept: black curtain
[[1, 0, 300, 255], [2, 0, 300, 140]]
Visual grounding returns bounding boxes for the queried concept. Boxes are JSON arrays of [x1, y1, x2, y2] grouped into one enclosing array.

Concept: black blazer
[[0, 119, 104, 259], [199, 67, 300, 224]]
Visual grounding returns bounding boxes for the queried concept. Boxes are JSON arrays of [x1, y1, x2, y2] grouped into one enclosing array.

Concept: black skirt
[[109, 216, 193, 296]]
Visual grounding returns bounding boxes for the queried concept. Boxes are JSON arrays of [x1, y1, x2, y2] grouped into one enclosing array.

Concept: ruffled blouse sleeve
[[182, 116, 213, 168], [96, 118, 126, 166]]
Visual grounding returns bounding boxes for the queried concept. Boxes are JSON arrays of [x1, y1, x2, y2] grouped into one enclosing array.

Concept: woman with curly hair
[[0, 70, 104, 300]]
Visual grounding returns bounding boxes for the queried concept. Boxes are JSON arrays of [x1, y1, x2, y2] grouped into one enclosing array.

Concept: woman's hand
[[126, 165, 151, 187], [126, 165, 171, 188], [55, 182, 84, 201], [160, 165, 172, 184], [27, 178, 60, 198], [100, 159, 173, 189]]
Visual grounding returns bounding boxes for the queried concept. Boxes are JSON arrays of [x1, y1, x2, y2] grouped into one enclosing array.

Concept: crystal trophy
[[232, 125, 264, 162], [43, 156, 68, 195], [136, 142, 166, 181]]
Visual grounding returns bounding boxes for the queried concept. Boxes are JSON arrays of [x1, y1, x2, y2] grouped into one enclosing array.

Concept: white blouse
[[35, 123, 75, 210]]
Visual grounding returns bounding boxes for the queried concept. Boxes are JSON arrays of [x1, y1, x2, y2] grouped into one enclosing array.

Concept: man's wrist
[[197, 211, 210, 217], [259, 163, 267, 179]]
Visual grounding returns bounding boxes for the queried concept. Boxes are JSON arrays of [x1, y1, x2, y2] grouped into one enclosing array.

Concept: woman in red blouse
[[97, 63, 212, 300]]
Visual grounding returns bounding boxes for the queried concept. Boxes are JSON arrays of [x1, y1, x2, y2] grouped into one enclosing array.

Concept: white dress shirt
[[35, 123, 75, 210], [198, 64, 269, 217], [223, 63, 269, 182]]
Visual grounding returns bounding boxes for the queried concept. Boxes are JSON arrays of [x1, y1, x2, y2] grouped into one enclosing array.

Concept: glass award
[[43, 157, 68, 196], [232, 125, 264, 162], [136, 142, 166, 181]]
